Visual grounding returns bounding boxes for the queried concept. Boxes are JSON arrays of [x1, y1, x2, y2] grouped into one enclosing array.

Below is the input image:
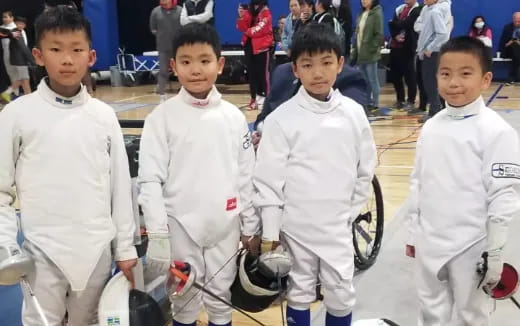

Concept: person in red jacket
[[237, 0, 273, 111]]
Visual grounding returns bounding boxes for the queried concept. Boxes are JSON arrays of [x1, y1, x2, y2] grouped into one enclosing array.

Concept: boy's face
[[32, 30, 96, 96], [289, 0, 300, 16], [292, 50, 344, 101], [15, 21, 26, 30], [171, 43, 225, 99], [437, 52, 492, 108], [2, 13, 13, 25]]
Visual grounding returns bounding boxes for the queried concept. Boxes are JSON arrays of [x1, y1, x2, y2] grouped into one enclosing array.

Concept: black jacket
[[499, 23, 516, 58], [0, 28, 34, 66], [388, 4, 422, 56], [184, 0, 214, 25], [254, 62, 369, 129]]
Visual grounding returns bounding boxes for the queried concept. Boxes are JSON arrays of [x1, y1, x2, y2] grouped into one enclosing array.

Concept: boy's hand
[[116, 258, 138, 288], [241, 235, 261, 256], [405, 244, 415, 258], [506, 40, 513, 47], [477, 251, 503, 292], [252, 131, 262, 150], [424, 51, 432, 58], [12, 31, 21, 39]]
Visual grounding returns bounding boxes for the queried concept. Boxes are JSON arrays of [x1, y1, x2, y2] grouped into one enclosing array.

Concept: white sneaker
[[256, 95, 266, 112], [160, 94, 167, 103]]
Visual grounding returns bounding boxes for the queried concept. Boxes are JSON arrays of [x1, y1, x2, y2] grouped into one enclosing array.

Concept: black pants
[[509, 42, 520, 82], [244, 44, 270, 99], [390, 48, 417, 104], [416, 56, 428, 110], [421, 52, 442, 117]]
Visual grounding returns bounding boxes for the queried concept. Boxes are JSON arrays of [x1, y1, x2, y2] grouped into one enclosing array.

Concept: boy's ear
[[170, 58, 178, 76], [217, 56, 225, 75], [32, 47, 45, 67], [88, 49, 97, 68], [481, 71, 493, 89], [292, 62, 300, 79], [337, 56, 345, 74]]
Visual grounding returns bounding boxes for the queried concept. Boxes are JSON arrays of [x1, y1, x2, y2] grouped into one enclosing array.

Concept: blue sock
[[172, 321, 196, 326], [208, 323, 231, 326], [286, 306, 310, 326], [325, 312, 352, 326]]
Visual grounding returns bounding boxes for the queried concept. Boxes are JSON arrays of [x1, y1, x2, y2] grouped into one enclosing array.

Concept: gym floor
[[0, 81, 519, 325]]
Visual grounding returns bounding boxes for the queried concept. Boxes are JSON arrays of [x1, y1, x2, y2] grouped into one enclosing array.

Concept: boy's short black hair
[[439, 36, 492, 73], [172, 23, 221, 59], [290, 22, 342, 63], [15, 16, 27, 24], [34, 6, 91, 47], [2, 11, 14, 17]]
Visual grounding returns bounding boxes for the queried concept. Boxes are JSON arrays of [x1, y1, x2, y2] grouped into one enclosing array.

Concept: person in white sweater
[[137, 23, 259, 326], [254, 23, 377, 326], [0, 7, 137, 326], [406, 37, 520, 325]]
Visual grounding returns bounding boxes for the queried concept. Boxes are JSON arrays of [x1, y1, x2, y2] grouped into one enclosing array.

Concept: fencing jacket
[[254, 86, 376, 277], [408, 96, 520, 272], [0, 79, 137, 291], [138, 86, 259, 247]]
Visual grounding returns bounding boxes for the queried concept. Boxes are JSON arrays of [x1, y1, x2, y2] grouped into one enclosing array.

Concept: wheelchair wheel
[[353, 175, 384, 270]]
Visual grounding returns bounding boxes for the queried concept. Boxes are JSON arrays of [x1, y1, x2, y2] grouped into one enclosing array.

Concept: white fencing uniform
[[407, 97, 520, 325], [0, 80, 137, 325], [254, 87, 377, 315], [138, 86, 259, 324]]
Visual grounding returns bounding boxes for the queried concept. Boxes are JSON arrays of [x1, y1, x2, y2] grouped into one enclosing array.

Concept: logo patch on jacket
[[226, 197, 237, 211], [492, 163, 520, 179]]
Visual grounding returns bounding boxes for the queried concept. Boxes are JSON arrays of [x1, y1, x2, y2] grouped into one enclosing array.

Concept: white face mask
[[474, 22, 485, 29]]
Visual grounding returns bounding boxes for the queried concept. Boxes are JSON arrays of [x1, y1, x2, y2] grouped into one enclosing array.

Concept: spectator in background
[[237, 0, 273, 111], [469, 16, 493, 49], [388, 0, 422, 110], [12, 17, 32, 96], [499, 12, 520, 86], [274, 15, 286, 47], [414, 0, 449, 122], [293, 0, 314, 34], [180, 0, 214, 25], [1, 11, 20, 101], [333, 0, 353, 59], [150, 0, 181, 102], [312, 0, 336, 30], [281, 0, 300, 53], [352, 0, 384, 111]]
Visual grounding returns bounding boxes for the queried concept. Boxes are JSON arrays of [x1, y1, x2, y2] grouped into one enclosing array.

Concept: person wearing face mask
[[469, 16, 493, 49], [150, 0, 181, 103]]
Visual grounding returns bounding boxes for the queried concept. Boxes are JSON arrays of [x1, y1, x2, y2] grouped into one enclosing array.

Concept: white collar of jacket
[[445, 96, 484, 120], [395, 2, 419, 17], [1, 22, 16, 29], [178, 85, 222, 109], [297, 86, 341, 114], [37, 78, 89, 109]]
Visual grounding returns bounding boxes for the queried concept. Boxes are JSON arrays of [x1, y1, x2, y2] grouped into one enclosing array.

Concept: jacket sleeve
[[0, 105, 20, 246], [246, 10, 273, 39], [281, 15, 292, 50], [425, 11, 448, 52], [237, 117, 260, 236], [414, 8, 425, 33], [350, 109, 377, 221], [137, 111, 170, 235], [237, 11, 252, 33], [406, 133, 423, 245], [253, 117, 290, 241], [482, 127, 520, 251], [499, 24, 512, 54], [150, 8, 158, 35], [370, 9, 384, 52], [108, 112, 138, 261], [181, 0, 213, 25]]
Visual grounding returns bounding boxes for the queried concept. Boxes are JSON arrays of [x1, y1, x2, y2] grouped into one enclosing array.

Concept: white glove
[[145, 233, 171, 280], [477, 250, 503, 292], [0, 243, 34, 286]]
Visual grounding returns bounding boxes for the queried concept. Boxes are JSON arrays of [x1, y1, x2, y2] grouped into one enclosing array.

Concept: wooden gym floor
[[93, 81, 519, 325]]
